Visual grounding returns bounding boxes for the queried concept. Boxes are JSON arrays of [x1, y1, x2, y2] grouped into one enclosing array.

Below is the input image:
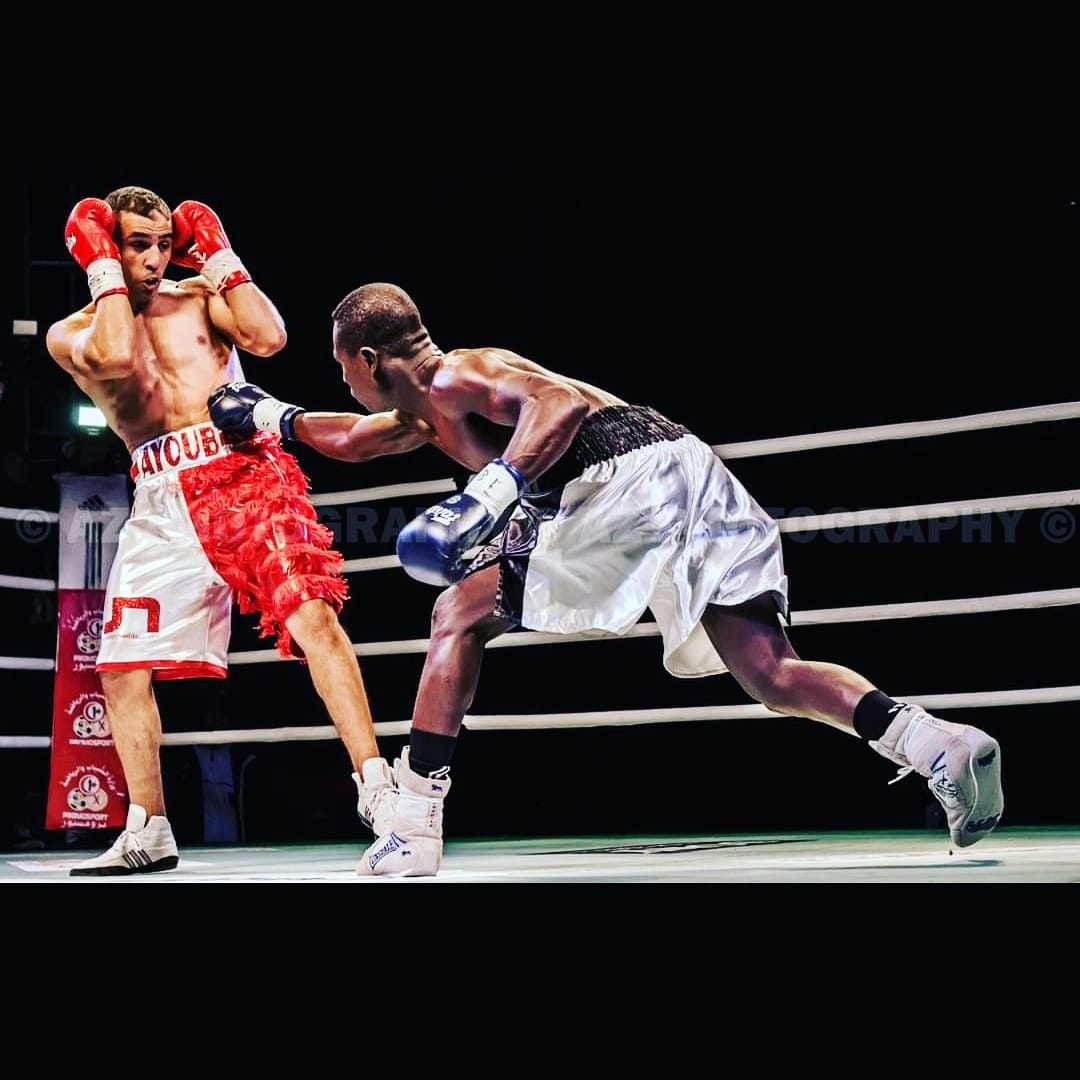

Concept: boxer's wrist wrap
[[87, 258, 128, 302], [201, 248, 251, 293], [465, 459, 525, 518], [252, 396, 299, 438]]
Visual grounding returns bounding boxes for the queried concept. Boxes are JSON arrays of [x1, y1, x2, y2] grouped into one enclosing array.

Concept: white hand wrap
[[86, 258, 127, 302], [200, 248, 250, 292], [252, 396, 296, 437], [464, 459, 524, 519]]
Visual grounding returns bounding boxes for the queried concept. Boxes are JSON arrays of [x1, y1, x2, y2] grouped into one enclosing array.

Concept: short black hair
[[332, 283, 424, 358]]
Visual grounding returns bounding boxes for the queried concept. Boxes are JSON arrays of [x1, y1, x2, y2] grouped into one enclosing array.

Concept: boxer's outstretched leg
[[703, 595, 1003, 848]]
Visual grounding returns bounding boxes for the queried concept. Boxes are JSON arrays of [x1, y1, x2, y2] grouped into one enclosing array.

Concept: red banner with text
[[46, 473, 130, 831]]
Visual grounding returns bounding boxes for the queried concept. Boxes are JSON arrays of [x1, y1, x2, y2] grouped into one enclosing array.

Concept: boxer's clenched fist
[[172, 200, 251, 292], [64, 198, 128, 302]]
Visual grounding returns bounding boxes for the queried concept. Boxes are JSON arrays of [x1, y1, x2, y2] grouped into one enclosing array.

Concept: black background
[[2, 85, 1077, 849]]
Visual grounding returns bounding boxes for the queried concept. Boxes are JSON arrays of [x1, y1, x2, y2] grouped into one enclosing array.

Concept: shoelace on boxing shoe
[[884, 760, 963, 807], [104, 827, 158, 869], [886, 764, 915, 786], [360, 783, 396, 831]]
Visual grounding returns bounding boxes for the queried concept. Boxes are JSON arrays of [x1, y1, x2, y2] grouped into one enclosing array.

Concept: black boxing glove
[[208, 382, 305, 440]]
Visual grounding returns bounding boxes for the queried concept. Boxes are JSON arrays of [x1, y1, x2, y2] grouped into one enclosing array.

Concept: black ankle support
[[409, 730, 458, 778], [853, 690, 904, 741]]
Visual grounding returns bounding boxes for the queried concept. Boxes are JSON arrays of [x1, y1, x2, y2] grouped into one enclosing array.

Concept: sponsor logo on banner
[[60, 763, 126, 827], [65, 609, 104, 671], [46, 473, 130, 831], [65, 690, 111, 743]]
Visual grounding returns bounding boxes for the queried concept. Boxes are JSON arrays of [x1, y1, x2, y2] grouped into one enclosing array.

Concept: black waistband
[[533, 405, 691, 493]]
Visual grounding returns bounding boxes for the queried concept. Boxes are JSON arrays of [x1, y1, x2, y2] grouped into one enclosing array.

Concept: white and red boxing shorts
[[97, 423, 348, 679]]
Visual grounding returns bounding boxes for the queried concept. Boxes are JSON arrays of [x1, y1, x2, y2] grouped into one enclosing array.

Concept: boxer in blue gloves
[[211, 282, 1005, 878]]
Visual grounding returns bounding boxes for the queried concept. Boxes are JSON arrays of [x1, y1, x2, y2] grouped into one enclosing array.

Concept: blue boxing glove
[[397, 458, 526, 586], [208, 382, 305, 440]]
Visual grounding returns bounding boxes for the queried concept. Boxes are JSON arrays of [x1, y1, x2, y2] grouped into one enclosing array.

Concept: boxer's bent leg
[[702, 594, 873, 734], [285, 598, 396, 835], [359, 565, 511, 877], [413, 564, 514, 738], [193, 438, 394, 835], [702, 594, 1003, 847], [286, 598, 378, 764]]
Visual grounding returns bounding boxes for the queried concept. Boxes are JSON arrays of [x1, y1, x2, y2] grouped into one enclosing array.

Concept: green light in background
[[76, 404, 107, 430]]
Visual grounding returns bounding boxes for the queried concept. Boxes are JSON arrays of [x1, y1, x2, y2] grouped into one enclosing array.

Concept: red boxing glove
[[64, 198, 128, 302], [171, 200, 252, 292]]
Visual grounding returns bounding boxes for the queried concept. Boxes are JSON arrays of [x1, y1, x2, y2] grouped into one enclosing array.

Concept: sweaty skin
[[47, 209, 280, 451], [332, 341, 626, 481], [44, 201, 413, 843]]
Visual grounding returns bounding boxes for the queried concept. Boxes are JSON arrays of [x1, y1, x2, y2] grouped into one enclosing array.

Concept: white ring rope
[[3, 684, 1079, 749], [309, 478, 456, 508], [3, 400, 1077, 578], [1, 400, 1075, 747], [226, 586, 1080, 664], [341, 554, 406, 574], [0, 656, 55, 671], [296, 399, 1080, 501], [0, 574, 58, 592], [714, 400, 1080, 459], [0, 508, 59, 523], [4, 489, 1078, 593], [5, 585, 1077, 674], [777, 490, 1080, 534]]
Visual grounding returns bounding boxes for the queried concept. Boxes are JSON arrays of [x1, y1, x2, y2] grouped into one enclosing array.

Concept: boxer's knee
[[726, 654, 804, 713], [284, 596, 347, 650], [430, 568, 506, 645], [99, 667, 153, 709]]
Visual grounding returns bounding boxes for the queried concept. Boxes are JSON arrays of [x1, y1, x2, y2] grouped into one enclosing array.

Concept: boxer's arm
[[397, 354, 589, 586], [209, 382, 432, 457], [45, 305, 138, 381], [50, 198, 138, 378], [433, 351, 589, 482], [293, 410, 434, 462], [206, 285, 287, 357], [172, 199, 286, 357]]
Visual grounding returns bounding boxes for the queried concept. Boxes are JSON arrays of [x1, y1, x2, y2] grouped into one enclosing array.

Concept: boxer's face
[[333, 334, 386, 412], [117, 209, 172, 300]]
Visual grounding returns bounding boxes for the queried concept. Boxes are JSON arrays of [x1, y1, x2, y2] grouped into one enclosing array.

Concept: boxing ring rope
[[2, 400, 1078, 750], [712, 400, 1080, 458], [6, 685, 1080, 749], [6, 487, 1080, 591]]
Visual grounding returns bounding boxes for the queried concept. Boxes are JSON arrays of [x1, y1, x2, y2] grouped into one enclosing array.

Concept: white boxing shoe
[[358, 748, 450, 878], [69, 804, 180, 876], [352, 757, 398, 837], [871, 704, 1003, 848]]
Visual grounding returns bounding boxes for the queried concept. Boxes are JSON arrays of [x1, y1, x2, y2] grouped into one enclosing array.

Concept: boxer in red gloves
[[47, 187, 429, 875]]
